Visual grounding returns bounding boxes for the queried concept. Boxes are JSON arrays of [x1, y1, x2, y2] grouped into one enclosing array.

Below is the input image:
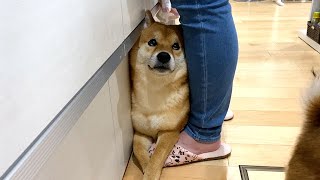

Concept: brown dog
[[285, 70, 320, 180], [129, 11, 189, 180]]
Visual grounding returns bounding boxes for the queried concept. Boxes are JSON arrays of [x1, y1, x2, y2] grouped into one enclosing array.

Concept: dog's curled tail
[[304, 69, 320, 126]]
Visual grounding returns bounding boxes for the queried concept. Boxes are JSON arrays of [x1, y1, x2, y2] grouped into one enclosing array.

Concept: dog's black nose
[[157, 52, 171, 64]]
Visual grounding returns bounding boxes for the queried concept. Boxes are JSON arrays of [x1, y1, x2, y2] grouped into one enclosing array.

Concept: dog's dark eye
[[172, 43, 180, 50], [148, 39, 157, 46]]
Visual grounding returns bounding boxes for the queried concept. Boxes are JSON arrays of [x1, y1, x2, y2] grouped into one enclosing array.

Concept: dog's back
[[286, 71, 320, 180]]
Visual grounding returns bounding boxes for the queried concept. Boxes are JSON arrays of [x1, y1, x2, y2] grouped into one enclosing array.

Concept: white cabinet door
[[108, 56, 133, 180], [34, 81, 118, 180]]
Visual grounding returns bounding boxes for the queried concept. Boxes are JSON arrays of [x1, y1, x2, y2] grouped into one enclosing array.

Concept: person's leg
[[172, 0, 238, 154]]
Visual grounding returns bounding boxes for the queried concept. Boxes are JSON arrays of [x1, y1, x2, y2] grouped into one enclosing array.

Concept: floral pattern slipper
[[148, 143, 231, 167]]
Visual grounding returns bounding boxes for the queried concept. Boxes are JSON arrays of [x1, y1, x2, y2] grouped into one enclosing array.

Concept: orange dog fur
[[129, 11, 189, 180]]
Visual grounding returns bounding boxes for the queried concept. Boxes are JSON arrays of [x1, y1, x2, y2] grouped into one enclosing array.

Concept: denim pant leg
[[172, 0, 238, 143]]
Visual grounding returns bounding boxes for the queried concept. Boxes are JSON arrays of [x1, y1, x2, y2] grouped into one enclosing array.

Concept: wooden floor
[[124, 1, 319, 179]]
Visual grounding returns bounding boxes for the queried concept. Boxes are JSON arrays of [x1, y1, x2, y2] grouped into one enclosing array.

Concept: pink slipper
[[148, 143, 231, 167]]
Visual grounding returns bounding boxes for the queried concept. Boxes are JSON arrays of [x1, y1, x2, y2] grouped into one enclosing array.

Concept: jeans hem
[[184, 125, 221, 143]]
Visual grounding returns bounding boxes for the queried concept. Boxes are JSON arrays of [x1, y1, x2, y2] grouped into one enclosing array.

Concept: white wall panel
[[108, 57, 133, 179], [121, 0, 146, 37], [145, 0, 158, 10], [0, 0, 123, 175], [33, 81, 118, 180]]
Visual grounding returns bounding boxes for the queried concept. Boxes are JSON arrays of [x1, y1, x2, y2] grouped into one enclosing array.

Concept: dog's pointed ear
[[144, 10, 155, 28]]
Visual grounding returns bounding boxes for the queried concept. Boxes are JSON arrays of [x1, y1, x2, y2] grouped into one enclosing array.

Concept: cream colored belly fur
[[131, 79, 189, 138]]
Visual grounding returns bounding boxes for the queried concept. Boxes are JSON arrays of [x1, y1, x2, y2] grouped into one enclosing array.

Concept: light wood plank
[[222, 125, 300, 145], [228, 144, 293, 167], [230, 97, 302, 111], [248, 171, 285, 180], [225, 110, 303, 126], [234, 76, 312, 88], [227, 167, 242, 180], [232, 87, 302, 98]]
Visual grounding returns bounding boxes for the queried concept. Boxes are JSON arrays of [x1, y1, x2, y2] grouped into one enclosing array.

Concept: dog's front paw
[[140, 162, 149, 174], [143, 171, 161, 180], [143, 165, 161, 180]]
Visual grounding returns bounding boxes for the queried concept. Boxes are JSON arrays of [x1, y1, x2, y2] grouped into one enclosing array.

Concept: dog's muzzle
[[157, 52, 171, 64], [148, 51, 174, 73], [154, 52, 171, 71]]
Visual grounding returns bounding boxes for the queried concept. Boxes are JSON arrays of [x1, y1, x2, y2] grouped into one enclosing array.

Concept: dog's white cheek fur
[[137, 46, 152, 64], [149, 54, 158, 68], [174, 54, 186, 68], [169, 56, 176, 71]]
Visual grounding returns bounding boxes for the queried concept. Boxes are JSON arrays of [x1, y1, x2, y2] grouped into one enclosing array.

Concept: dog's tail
[[304, 69, 320, 127]]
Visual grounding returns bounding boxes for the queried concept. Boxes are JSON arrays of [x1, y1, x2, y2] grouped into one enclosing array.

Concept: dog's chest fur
[[131, 69, 189, 138], [134, 69, 185, 110]]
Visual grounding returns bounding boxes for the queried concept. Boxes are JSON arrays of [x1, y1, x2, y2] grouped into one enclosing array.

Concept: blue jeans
[[172, 0, 238, 143]]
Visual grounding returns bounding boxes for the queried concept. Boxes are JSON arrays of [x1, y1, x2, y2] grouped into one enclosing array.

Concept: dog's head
[[136, 11, 185, 75]]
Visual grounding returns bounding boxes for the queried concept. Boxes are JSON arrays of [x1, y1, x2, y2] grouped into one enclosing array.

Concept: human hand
[[160, 0, 179, 17]]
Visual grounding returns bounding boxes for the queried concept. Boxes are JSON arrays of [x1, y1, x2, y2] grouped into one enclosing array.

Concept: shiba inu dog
[[285, 70, 320, 180], [129, 11, 189, 180]]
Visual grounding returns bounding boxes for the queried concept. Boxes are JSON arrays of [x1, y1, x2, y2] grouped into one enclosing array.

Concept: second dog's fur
[[285, 70, 320, 180]]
